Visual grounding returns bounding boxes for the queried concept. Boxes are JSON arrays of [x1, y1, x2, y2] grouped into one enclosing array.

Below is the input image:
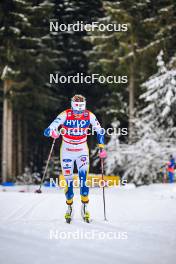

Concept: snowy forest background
[[0, 0, 176, 185]]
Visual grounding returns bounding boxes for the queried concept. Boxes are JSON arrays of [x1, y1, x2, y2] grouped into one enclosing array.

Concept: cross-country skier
[[166, 155, 175, 183], [44, 95, 107, 223]]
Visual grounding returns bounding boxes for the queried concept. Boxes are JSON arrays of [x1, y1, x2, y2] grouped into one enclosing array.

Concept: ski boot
[[81, 203, 90, 223], [65, 205, 73, 224]]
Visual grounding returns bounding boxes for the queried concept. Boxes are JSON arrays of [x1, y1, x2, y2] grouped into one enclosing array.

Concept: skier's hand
[[44, 128, 59, 139], [51, 130, 60, 139], [99, 149, 107, 159]]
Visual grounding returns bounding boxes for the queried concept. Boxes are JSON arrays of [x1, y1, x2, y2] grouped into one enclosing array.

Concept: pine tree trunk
[[23, 119, 28, 170], [17, 113, 22, 176], [7, 98, 13, 178], [2, 80, 13, 182], [128, 62, 135, 143], [12, 113, 18, 177], [2, 84, 8, 182]]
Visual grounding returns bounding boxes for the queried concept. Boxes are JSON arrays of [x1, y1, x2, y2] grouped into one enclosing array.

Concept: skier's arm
[[90, 112, 105, 148], [44, 111, 66, 137]]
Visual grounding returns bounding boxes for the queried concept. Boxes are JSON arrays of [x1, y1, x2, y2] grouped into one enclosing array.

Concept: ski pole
[[101, 158, 107, 221], [35, 138, 56, 193]]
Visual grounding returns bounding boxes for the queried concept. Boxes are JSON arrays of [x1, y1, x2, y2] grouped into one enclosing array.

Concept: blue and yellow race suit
[[45, 109, 104, 204]]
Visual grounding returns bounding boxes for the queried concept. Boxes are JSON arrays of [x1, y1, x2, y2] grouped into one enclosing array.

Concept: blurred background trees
[[0, 0, 176, 184]]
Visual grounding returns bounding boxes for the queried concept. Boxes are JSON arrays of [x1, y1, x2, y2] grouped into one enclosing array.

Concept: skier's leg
[[60, 143, 75, 205], [76, 145, 89, 204], [169, 172, 174, 183]]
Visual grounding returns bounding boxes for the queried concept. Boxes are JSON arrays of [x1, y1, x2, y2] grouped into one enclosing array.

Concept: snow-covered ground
[[0, 184, 176, 264]]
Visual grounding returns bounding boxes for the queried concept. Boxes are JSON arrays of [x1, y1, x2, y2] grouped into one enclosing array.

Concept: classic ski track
[[2, 195, 48, 221], [1, 185, 176, 264]]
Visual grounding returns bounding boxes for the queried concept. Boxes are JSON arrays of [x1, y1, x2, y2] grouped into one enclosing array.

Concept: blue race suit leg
[[76, 144, 89, 203]]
